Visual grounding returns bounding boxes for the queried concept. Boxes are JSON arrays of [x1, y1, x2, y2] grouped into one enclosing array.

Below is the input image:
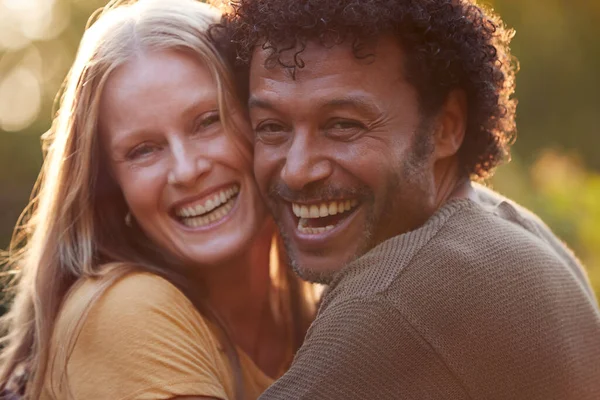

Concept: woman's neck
[[196, 220, 285, 376], [204, 235, 272, 334]]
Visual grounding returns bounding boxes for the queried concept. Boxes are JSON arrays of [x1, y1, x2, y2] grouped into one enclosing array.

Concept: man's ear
[[433, 90, 467, 160]]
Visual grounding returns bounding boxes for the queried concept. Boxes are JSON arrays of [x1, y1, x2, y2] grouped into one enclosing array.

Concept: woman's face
[[99, 49, 268, 267]]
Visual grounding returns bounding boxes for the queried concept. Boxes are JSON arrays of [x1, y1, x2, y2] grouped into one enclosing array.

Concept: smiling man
[[220, 0, 600, 398], [247, 37, 447, 284]]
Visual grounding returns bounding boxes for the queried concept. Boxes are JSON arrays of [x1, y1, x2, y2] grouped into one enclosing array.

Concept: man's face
[[249, 37, 439, 283]]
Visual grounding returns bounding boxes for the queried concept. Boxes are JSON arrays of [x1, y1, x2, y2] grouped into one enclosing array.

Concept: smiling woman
[[99, 48, 267, 268], [0, 1, 316, 399]]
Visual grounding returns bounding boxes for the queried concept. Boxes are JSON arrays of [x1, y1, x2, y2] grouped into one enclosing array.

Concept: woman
[[0, 0, 316, 399]]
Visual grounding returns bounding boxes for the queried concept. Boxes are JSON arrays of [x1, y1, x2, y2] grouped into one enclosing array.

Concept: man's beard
[[271, 196, 378, 284], [268, 124, 434, 284], [267, 182, 375, 284]]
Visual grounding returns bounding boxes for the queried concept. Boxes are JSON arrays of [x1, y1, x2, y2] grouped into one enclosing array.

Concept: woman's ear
[[433, 89, 468, 160]]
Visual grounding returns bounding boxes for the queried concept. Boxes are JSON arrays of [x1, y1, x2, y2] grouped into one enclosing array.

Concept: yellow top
[[41, 272, 274, 400]]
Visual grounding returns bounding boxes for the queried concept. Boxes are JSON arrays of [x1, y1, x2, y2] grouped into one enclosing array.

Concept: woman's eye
[[127, 143, 158, 160], [194, 113, 221, 132]]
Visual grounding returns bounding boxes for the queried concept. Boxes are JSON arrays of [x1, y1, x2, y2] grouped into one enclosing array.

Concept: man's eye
[[256, 122, 284, 133], [254, 122, 289, 144], [326, 119, 366, 140], [127, 143, 158, 160], [330, 120, 363, 130]]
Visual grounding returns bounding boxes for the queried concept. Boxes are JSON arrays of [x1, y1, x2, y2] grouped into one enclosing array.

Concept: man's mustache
[[268, 182, 372, 203]]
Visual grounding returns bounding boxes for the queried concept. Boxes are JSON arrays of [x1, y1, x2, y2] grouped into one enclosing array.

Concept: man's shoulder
[[325, 190, 574, 305], [313, 189, 600, 399], [393, 187, 595, 311], [321, 199, 472, 308], [322, 186, 597, 326]]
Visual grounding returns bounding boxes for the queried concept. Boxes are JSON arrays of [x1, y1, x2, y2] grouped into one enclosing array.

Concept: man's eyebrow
[[248, 94, 382, 116], [248, 95, 275, 111], [321, 96, 382, 116]]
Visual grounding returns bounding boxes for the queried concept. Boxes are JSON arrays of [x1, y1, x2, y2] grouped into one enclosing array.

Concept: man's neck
[[433, 156, 474, 209]]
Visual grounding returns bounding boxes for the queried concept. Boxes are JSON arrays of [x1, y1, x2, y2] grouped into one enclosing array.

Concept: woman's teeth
[[181, 199, 235, 228], [293, 199, 359, 234], [175, 184, 239, 228]]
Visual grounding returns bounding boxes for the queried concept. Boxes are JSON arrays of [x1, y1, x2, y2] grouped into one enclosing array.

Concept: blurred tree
[[489, 0, 600, 168]]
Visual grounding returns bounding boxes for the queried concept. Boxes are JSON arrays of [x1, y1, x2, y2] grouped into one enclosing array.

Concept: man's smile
[[276, 197, 365, 247], [291, 199, 360, 234]]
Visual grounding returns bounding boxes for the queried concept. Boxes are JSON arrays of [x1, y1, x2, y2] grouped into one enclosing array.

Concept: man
[[221, 0, 600, 398]]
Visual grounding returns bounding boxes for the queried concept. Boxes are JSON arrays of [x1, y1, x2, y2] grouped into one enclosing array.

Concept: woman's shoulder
[[47, 271, 232, 399], [77, 270, 190, 305], [62, 270, 213, 340]]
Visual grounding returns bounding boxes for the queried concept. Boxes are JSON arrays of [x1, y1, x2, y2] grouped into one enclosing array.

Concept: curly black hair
[[218, 0, 518, 179]]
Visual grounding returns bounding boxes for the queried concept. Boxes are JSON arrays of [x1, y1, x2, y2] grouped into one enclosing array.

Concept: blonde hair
[[0, 1, 316, 398]]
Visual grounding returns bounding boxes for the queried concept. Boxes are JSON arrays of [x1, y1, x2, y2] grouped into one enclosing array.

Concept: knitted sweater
[[260, 186, 600, 399]]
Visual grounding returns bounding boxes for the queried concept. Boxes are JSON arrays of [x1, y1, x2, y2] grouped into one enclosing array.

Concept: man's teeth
[[293, 199, 359, 235], [292, 199, 358, 219], [297, 224, 336, 235], [176, 185, 239, 218]]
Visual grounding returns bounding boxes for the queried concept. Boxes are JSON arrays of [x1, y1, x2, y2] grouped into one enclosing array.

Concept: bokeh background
[[0, 0, 599, 300]]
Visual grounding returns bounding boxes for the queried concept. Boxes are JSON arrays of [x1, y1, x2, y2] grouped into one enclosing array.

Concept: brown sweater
[[260, 185, 600, 399]]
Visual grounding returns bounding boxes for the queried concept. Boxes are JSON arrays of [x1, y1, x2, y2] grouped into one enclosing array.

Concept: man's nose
[[168, 139, 212, 187], [280, 132, 333, 191]]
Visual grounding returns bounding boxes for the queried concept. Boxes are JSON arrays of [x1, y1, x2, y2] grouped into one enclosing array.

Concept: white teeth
[[328, 202, 338, 216], [291, 199, 359, 219], [292, 198, 361, 235], [297, 223, 335, 235], [181, 196, 235, 228], [175, 184, 240, 218], [309, 205, 320, 218], [300, 205, 310, 218], [205, 199, 215, 212], [319, 204, 328, 217]]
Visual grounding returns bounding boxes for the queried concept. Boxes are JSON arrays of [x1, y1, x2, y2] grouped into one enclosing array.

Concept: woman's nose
[[167, 139, 212, 187]]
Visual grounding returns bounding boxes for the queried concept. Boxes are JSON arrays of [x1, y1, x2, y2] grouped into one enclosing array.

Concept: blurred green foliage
[[492, 152, 600, 298], [0, 0, 598, 300]]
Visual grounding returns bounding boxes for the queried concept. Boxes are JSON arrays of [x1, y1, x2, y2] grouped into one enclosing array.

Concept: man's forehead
[[249, 36, 404, 83], [250, 41, 352, 80]]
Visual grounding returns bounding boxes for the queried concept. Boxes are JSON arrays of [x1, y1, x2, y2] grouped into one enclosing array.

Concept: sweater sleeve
[[259, 297, 470, 400]]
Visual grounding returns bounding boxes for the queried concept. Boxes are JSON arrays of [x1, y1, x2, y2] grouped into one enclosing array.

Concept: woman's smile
[[173, 183, 240, 229]]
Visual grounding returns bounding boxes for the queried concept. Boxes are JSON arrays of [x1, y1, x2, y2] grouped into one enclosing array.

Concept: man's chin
[[286, 247, 360, 284], [291, 260, 338, 284]]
